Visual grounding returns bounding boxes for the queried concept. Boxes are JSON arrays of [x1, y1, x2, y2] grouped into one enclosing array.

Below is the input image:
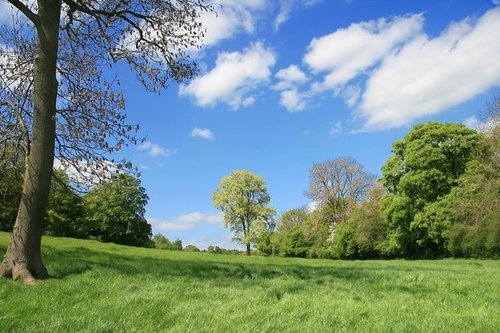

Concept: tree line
[[0, 166, 155, 248], [214, 108, 499, 259], [2, 116, 497, 259]]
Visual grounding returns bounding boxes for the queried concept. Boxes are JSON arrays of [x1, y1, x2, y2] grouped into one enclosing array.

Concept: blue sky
[[123, 0, 500, 250], [3, 0, 499, 249]]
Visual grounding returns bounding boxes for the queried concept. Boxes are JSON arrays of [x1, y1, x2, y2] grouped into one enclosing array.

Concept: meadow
[[0, 231, 499, 333]]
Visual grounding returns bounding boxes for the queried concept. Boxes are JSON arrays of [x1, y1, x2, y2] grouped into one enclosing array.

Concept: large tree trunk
[[246, 243, 251, 256], [0, 1, 61, 283]]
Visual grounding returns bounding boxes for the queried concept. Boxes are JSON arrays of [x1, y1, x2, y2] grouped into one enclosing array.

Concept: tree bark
[[246, 243, 251, 256], [0, 1, 61, 283]]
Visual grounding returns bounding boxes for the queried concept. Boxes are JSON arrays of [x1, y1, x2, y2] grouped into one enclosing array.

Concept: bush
[[283, 227, 310, 258], [447, 208, 500, 258], [184, 245, 200, 252]]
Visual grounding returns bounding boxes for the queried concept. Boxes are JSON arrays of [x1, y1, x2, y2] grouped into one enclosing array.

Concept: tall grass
[[0, 232, 499, 332]]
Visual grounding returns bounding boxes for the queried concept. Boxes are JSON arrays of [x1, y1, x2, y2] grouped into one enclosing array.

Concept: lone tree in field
[[0, 0, 211, 283], [213, 170, 275, 256]]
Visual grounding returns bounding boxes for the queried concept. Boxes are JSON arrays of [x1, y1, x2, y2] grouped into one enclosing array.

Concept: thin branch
[[7, 0, 40, 27]]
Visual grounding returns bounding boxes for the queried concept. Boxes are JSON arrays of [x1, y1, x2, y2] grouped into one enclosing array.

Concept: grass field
[[0, 232, 499, 332]]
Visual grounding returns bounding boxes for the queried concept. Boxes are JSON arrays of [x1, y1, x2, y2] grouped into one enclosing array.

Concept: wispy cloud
[[190, 128, 215, 140], [274, 0, 323, 31], [329, 121, 343, 136], [179, 42, 276, 109], [463, 116, 481, 130], [137, 141, 175, 157], [148, 212, 224, 232]]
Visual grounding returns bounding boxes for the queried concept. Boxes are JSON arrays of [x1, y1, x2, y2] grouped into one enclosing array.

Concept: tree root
[[0, 259, 48, 284]]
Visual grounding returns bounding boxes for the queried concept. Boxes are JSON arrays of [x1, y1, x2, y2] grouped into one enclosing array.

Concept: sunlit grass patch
[[1, 232, 499, 332]]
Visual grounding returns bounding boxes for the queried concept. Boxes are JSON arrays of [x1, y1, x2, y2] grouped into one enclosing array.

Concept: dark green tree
[[0, 142, 23, 232], [44, 169, 85, 238], [84, 174, 152, 247], [381, 122, 480, 258], [283, 227, 311, 258]]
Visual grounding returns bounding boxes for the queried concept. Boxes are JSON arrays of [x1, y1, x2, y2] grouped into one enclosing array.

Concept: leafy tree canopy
[[381, 122, 480, 257], [213, 170, 275, 256], [84, 173, 152, 247]]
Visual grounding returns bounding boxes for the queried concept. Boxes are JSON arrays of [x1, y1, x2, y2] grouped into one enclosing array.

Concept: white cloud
[[190, 0, 266, 51], [275, 65, 308, 85], [329, 121, 343, 136], [275, 0, 293, 31], [304, 14, 423, 89], [0, 2, 13, 24], [463, 116, 481, 130], [274, 0, 323, 31], [274, 65, 309, 112], [280, 89, 307, 112], [191, 127, 215, 140], [179, 42, 276, 109], [137, 141, 174, 157], [360, 8, 500, 130], [341, 85, 361, 107], [53, 158, 119, 186], [306, 201, 320, 213], [149, 212, 224, 232]]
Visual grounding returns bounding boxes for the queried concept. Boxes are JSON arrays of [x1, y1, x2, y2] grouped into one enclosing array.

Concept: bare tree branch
[[7, 0, 40, 27]]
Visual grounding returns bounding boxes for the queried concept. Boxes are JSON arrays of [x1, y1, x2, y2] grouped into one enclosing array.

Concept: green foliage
[[0, 143, 23, 232], [0, 168, 22, 232], [270, 208, 308, 256], [1, 232, 500, 332], [183, 244, 200, 252], [44, 169, 86, 238], [303, 205, 336, 258], [381, 122, 480, 258], [84, 174, 152, 247], [255, 230, 275, 256], [331, 185, 390, 259], [445, 123, 500, 258], [153, 234, 182, 251], [279, 208, 308, 232], [283, 227, 311, 258], [447, 210, 500, 258], [213, 170, 275, 254]]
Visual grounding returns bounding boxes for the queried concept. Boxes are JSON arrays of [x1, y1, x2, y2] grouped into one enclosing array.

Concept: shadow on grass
[[42, 245, 371, 284]]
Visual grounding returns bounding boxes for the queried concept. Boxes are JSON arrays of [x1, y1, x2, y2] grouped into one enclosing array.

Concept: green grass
[[0, 232, 499, 332]]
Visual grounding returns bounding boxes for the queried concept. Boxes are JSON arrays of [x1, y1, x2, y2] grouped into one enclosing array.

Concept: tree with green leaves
[[84, 174, 152, 248], [0, 141, 23, 232], [268, 208, 308, 256], [44, 169, 85, 238], [381, 122, 480, 258], [0, 0, 211, 283], [331, 184, 389, 259], [213, 170, 275, 256], [445, 99, 500, 258], [153, 234, 183, 251]]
